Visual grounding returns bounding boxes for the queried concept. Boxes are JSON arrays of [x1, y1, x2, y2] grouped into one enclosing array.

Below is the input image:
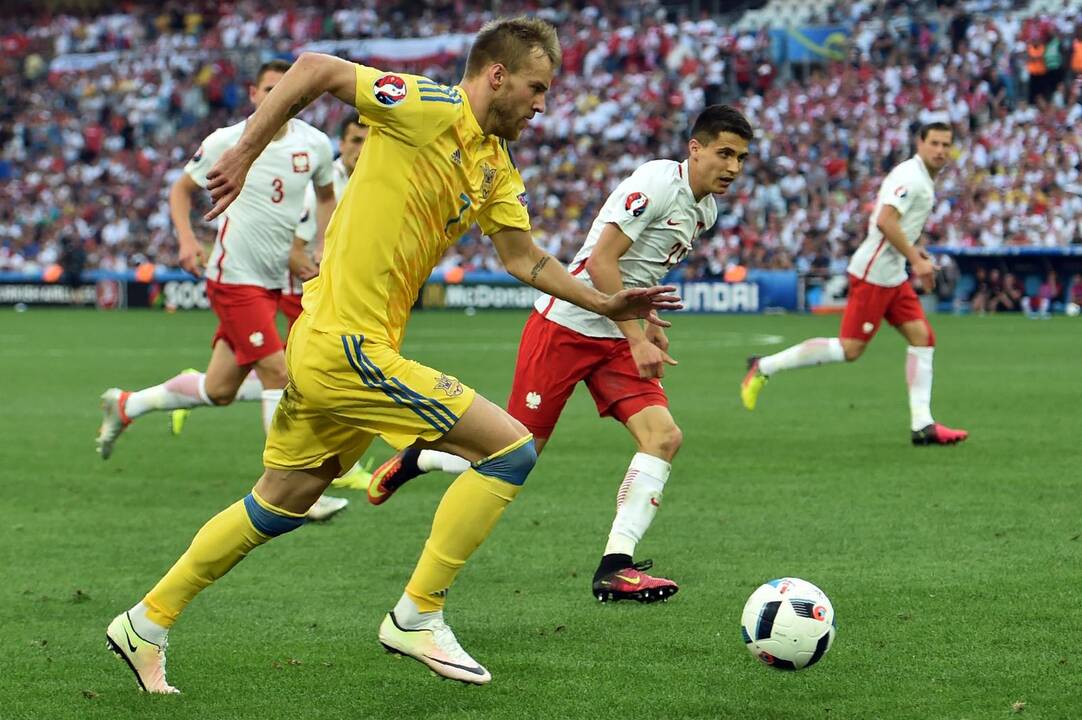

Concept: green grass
[[1, 308, 1079, 719]]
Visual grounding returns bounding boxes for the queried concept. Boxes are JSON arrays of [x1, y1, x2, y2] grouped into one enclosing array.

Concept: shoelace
[[429, 619, 474, 665]]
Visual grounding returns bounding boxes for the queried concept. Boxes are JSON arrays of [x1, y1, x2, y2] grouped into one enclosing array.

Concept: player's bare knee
[[656, 424, 683, 460], [204, 384, 237, 406], [841, 340, 865, 362]]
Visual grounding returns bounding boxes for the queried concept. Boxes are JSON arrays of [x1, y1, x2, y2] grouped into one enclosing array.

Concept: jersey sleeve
[[477, 146, 531, 235], [295, 184, 318, 244], [310, 130, 335, 188], [183, 128, 233, 188], [879, 166, 919, 216], [353, 64, 460, 145], [596, 165, 671, 242]]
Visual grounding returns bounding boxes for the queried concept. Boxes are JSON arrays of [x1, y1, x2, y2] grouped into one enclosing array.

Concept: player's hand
[[645, 324, 669, 353], [600, 285, 682, 327], [289, 246, 319, 281], [912, 255, 936, 291], [178, 239, 206, 277], [204, 146, 255, 221], [630, 336, 678, 379]]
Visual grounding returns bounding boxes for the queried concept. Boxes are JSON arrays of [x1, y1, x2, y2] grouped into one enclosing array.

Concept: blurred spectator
[[969, 266, 990, 314], [1066, 272, 1082, 306], [1023, 269, 1060, 319], [989, 270, 1024, 313]]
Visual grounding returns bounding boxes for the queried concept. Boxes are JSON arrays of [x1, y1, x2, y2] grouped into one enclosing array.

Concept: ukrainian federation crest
[[480, 163, 497, 200], [435, 373, 464, 397]]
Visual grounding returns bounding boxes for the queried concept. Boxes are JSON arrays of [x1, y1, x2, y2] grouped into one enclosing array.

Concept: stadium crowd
[[2, 0, 1082, 281]]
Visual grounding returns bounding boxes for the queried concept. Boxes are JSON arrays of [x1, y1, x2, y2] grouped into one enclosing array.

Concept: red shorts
[[840, 274, 928, 342], [506, 311, 668, 439], [205, 280, 285, 365], [277, 292, 304, 335]]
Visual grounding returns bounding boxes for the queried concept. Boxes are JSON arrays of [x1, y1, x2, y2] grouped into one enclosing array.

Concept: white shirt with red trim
[[184, 118, 334, 289], [288, 158, 350, 293], [848, 155, 936, 287], [536, 159, 718, 338]]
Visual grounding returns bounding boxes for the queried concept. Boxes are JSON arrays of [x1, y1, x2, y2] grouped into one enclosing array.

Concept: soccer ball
[[740, 577, 836, 670], [1066, 302, 1080, 317]]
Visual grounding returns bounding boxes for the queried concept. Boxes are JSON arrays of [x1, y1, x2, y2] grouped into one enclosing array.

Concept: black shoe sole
[[911, 435, 965, 446], [594, 585, 679, 604], [106, 635, 148, 692]]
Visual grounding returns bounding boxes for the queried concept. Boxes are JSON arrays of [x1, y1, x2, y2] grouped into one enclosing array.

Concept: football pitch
[[1, 308, 1078, 719]]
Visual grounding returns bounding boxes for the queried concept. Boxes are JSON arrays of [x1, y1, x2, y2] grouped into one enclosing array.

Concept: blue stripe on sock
[[242, 493, 305, 536]]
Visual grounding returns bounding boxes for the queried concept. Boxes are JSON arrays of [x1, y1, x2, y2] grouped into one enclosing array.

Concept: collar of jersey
[[457, 88, 485, 141], [678, 159, 694, 197], [912, 154, 933, 183]]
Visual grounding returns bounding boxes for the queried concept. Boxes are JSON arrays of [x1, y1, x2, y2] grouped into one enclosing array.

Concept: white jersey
[[536, 159, 718, 338], [184, 118, 334, 288], [848, 155, 936, 287], [288, 158, 350, 293]]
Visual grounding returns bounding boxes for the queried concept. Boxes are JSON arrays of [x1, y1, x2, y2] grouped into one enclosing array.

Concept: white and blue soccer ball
[[740, 577, 836, 670], [1065, 302, 1080, 317]]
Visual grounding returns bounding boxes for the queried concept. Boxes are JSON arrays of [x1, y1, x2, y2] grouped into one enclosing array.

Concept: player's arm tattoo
[[529, 256, 550, 282], [287, 94, 314, 118]]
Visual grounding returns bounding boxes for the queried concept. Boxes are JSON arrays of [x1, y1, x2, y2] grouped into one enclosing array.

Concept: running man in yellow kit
[[104, 17, 681, 692]]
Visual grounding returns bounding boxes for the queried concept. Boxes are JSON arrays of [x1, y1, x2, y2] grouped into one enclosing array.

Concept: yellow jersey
[[303, 64, 532, 348]]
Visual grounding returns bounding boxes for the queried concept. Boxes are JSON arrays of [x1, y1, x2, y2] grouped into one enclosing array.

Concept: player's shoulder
[[632, 158, 683, 182], [621, 159, 682, 207], [890, 156, 931, 184], [289, 119, 333, 147], [205, 119, 246, 146]]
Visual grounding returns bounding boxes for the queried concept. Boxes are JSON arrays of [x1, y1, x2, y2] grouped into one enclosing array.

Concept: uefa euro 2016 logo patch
[[373, 74, 407, 106], [894, 185, 908, 198], [625, 191, 649, 217]]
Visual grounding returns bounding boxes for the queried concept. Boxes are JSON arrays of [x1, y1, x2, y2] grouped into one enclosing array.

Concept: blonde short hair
[[464, 16, 561, 78]]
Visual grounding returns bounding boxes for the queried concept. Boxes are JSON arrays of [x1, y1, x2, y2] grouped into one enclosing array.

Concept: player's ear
[[488, 63, 506, 91], [688, 137, 701, 157]]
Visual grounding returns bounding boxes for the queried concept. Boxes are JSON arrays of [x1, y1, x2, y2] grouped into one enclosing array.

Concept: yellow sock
[[405, 468, 522, 612], [143, 491, 305, 627]]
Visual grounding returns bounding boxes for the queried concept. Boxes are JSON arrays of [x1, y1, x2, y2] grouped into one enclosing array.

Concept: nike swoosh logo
[[123, 627, 138, 654], [423, 654, 487, 676], [615, 574, 641, 585], [666, 219, 680, 226]]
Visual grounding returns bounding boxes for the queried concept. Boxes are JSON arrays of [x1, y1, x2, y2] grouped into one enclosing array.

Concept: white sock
[[235, 371, 263, 402], [124, 371, 212, 418], [393, 592, 438, 627], [604, 452, 670, 557], [417, 450, 471, 474], [127, 601, 167, 646], [261, 388, 284, 434], [758, 337, 845, 376], [906, 346, 935, 431]]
